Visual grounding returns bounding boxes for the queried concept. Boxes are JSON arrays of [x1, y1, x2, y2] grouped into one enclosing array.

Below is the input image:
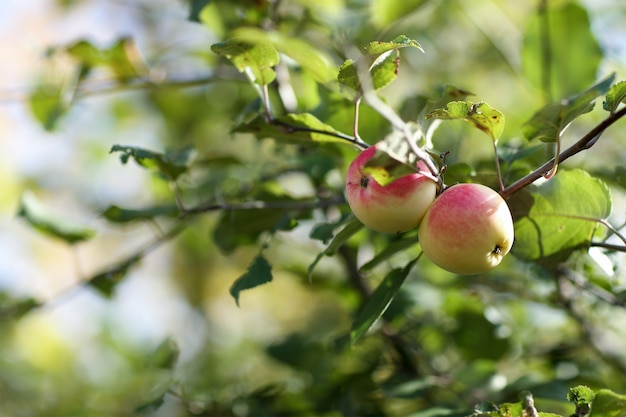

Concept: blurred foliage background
[[0, 0, 625, 416]]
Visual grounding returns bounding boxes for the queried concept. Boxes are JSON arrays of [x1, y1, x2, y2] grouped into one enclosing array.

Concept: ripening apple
[[345, 145, 437, 234], [418, 183, 514, 275]]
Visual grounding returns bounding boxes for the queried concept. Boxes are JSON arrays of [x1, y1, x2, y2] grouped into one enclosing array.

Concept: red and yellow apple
[[418, 183, 514, 275], [345, 145, 437, 234]]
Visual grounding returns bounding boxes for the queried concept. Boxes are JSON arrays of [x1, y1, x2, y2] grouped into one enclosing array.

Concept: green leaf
[[512, 169, 612, 265], [110, 145, 196, 180], [370, 0, 428, 28], [309, 213, 353, 243], [308, 217, 364, 280], [211, 38, 279, 85], [66, 38, 145, 82], [350, 257, 417, 345], [102, 204, 180, 223], [147, 337, 180, 369], [188, 0, 211, 22], [228, 28, 336, 84], [212, 190, 306, 254], [338, 36, 422, 93], [589, 389, 626, 417], [230, 254, 273, 306], [88, 259, 136, 297], [603, 80, 626, 113], [234, 113, 349, 145], [338, 50, 400, 92], [28, 83, 67, 131], [359, 235, 421, 273], [363, 35, 424, 56], [17, 191, 96, 244], [521, 3, 603, 99], [522, 73, 615, 142], [0, 293, 40, 320], [426, 101, 505, 141], [567, 385, 595, 416]]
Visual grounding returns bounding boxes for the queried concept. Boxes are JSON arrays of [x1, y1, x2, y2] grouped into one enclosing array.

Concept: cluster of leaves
[[8, 0, 626, 416]]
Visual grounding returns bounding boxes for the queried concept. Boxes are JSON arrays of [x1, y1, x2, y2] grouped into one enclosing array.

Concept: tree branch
[[501, 106, 626, 198], [179, 195, 345, 215]]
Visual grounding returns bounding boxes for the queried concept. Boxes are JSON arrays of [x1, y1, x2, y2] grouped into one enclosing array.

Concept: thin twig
[[501, 106, 626, 198]]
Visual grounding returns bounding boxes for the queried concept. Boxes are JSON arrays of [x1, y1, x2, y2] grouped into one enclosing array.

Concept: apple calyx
[[418, 183, 514, 275]]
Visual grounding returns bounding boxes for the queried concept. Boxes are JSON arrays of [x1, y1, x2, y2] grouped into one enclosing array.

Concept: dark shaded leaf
[[88, 259, 136, 297], [308, 217, 364, 280], [102, 204, 179, 223], [230, 254, 273, 306], [110, 145, 196, 180], [522, 73, 615, 142], [17, 191, 96, 244], [213, 195, 305, 254], [358, 234, 420, 272], [0, 293, 40, 320], [350, 257, 418, 346], [188, 0, 211, 22]]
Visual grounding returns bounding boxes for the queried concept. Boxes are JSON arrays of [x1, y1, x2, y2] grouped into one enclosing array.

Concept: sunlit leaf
[[17, 191, 96, 244], [370, 0, 428, 28], [589, 389, 626, 417], [147, 337, 180, 369], [110, 145, 196, 180], [102, 204, 180, 223], [338, 36, 422, 93], [426, 101, 505, 141], [603, 80, 626, 113], [28, 83, 67, 131], [415, 85, 474, 142], [234, 113, 350, 145], [66, 38, 145, 82], [230, 254, 273, 306], [512, 169, 612, 265], [308, 217, 363, 280], [522, 73, 615, 142], [363, 35, 424, 56], [522, 3, 602, 99], [211, 38, 279, 85], [338, 50, 400, 92], [350, 257, 418, 346]]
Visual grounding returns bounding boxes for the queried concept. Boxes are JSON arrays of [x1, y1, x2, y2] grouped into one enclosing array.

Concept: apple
[[418, 183, 514, 275], [345, 145, 437, 234]]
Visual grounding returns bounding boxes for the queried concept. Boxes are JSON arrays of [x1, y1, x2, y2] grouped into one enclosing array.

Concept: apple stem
[[492, 141, 505, 194]]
